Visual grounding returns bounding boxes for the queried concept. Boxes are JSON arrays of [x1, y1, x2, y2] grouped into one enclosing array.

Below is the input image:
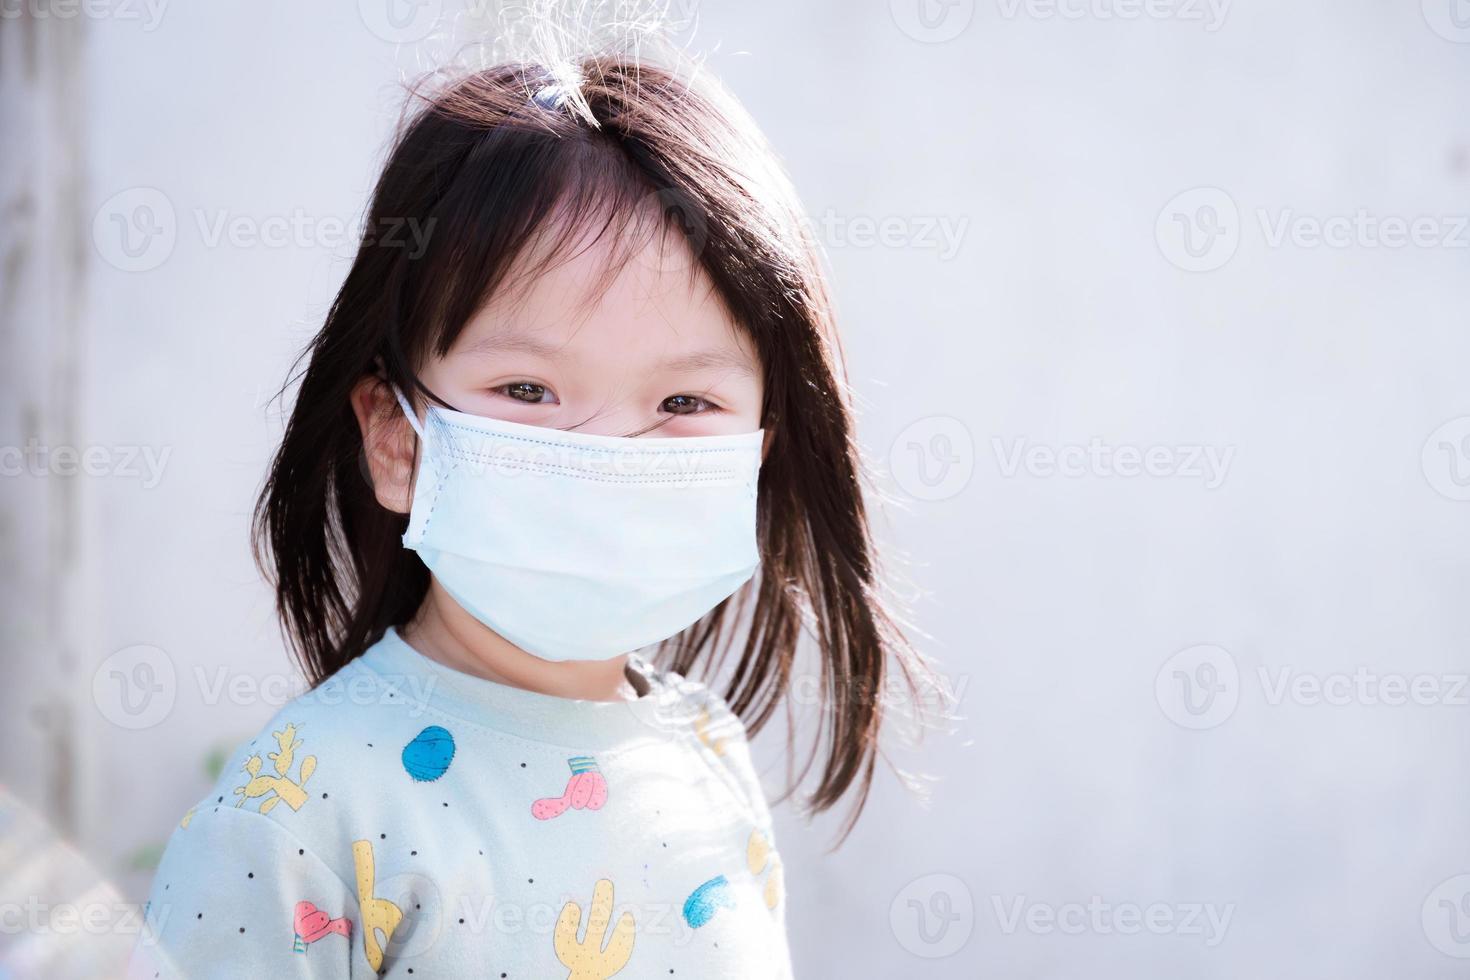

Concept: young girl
[[131, 55, 930, 978]]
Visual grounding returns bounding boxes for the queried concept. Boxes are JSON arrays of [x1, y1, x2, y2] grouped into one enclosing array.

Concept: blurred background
[[3, 0, 1470, 976]]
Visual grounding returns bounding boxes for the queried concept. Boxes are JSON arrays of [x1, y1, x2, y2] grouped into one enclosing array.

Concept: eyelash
[[491, 383, 722, 415], [495, 382, 555, 404]]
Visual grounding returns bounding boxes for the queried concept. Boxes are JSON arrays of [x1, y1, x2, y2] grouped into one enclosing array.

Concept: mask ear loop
[[391, 385, 428, 442]]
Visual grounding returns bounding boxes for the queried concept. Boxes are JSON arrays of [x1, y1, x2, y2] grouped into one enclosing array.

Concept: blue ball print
[[401, 725, 455, 782], [682, 875, 734, 928]]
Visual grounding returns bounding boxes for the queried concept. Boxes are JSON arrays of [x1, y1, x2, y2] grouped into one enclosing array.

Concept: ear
[[351, 376, 418, 514]]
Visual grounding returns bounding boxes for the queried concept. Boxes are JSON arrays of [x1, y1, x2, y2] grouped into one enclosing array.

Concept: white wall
[[4, 1, 1470, 977]]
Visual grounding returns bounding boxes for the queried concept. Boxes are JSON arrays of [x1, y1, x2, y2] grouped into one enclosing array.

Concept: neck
[[400, 580, 638, 702]]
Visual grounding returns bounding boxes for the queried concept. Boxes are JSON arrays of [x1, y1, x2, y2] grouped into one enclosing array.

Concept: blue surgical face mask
[[392, 388, 763, 662]]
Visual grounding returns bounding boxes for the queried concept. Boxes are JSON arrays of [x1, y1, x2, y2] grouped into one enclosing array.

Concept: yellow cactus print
[[554, 878, 635, 979], [693, 708, 726, 756], [233, 722, 316, 815], [178, 806, 196, 829], [745, 829, 769, 874], [746, 830, 783, 911], [352, 839, 404, 974], [763, 862, 783, 910]]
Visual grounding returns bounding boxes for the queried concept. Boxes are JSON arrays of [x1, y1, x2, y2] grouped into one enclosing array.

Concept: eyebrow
[[659, 347, 758, 377], [461, 330, 757, 377], [459, 332, 568, 360]]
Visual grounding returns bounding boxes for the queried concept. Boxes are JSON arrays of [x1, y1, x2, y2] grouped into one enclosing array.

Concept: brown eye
[[660, 394, 711, 415], [501, 382, 553, 404]]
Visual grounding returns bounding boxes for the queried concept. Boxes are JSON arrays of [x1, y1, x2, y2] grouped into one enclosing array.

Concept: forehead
[[453, 215, 758, 370]]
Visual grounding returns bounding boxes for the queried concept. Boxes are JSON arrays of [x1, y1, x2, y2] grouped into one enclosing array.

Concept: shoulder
[[177, 650, 417, 859], [137, 692, 370, 975], [633, 653, 751, 749], [643, 658, 776, 828]]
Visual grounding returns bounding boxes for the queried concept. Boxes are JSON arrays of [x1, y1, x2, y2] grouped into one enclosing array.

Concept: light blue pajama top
[[129, 628, 793, 979]]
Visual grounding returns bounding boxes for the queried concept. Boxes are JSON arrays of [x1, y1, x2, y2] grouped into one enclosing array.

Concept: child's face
[[418, 223, 763, 438]]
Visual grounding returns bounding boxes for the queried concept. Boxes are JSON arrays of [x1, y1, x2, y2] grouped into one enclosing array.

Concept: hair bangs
[[386, 82, 716, 404]]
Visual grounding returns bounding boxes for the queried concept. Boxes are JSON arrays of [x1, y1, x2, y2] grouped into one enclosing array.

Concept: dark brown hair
[[254, 55, 939, 838]]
